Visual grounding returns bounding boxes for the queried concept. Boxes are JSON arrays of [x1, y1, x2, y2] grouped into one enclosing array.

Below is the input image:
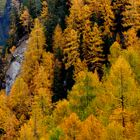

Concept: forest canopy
[[0, 0, 140, 139]]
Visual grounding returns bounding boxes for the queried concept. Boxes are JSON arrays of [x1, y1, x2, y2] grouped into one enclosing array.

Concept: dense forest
[[0, 0, 140, 139]]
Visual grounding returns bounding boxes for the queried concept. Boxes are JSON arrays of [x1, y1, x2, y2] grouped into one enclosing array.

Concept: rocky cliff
[[5, 36, 28, 94]]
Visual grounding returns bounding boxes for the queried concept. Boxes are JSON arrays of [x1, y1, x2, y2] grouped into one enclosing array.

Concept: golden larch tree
[[60, 113, 82, 140], [82, 21, 104, 71], [21, 18, 46, 91], [80, 114, 104, 140], [52, 24, 63, 58], [62, 27, 80, 69]]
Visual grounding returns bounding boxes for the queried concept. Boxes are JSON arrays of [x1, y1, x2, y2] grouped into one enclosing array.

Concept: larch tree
[[112, 0, 128, 41], [105, 122, 124, 140], [106, 56, 139, 138], [0, 93, 19, 139], [21, 18, 46, 92], [80, 114, 104, 140], [52, 99, 71, 126], [73, 59, 87, 80], [30, 53, 54, 132], [33, 52, 54, 95], [66, 0, 84, 30], [31, 88, 52, 139], [68, 70, 100, 120], [52, 24, 63, 59], [135, 120, 140, 140], [109, 41, 122, 65], [99, 0, 115, 37], [40, 1, 49, 24], [122, 0, 140, 31], [123, 28, 140, 49], [112, 0, 140, 32], [48, 127, 63, 140], [19, 123, 34, 140], [122, 47, 140, 84], [8, 77, 30, 125], [19, 114, 43, 140], [122, 28, 140, 83], [82, 21, 104, 71], [19, 87, 53, 140], [62, 27, 80, 69], [31, 52, 54, 117], [67, 0, 99, 37], [20, 8, 32, 34], [60, 113, 82, 140]]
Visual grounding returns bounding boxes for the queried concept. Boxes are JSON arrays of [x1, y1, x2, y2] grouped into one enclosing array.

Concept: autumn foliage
[[0, 0, 140, 139]]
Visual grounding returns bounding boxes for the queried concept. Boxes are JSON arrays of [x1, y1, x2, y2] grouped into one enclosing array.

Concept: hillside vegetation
[[0, 0, 140, 139], [0, 0, 6, 16]]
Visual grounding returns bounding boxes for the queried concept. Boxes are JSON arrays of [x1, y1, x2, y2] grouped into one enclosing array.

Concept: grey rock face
[[5, 38, 28, 94]]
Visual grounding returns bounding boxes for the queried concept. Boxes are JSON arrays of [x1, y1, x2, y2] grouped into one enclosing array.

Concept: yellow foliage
[[122, 47, 140, 83], [69, 70, 100, 119], [82, 21, 104, 70], [40, 1, 48, 23], [8, 77, 30, 126], [66, 0, 84, 30], [60, 113, 82, 140], [9, 77, 29, 108], [33, 88, 52, 116], [0, 93, 19, 139], [80, 114, 104, 140], [135, 121, 140, 140], [41, 1, 48, 17], [109, 41, 122, 64], [21, 18, 46, 89], [53, 24, 63, 57], [99, 0, 115, 36], [10, 45, 16, 54], [53, 100, 70, 125], [109, 56, 137, 98], [20, 8, 32, 32], [122, 0, 140, 31], [33, 65, 52, 94], [41, 52, 54, 88], [74, 59, 87, 79], [62, 27, 80, 69], [123, 28, 140, 49], [19, 123, 34, 140], [104, 122, 124, 140]]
